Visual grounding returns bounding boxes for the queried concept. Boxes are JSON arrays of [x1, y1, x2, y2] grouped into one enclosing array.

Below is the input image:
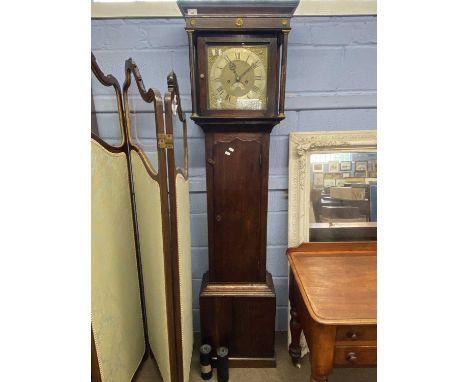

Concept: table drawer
[[336, 325, 376, 342], [334, 345, 377, 367]]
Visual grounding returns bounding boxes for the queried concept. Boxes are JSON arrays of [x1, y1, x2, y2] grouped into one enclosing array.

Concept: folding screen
[[91, 54, 145, 382], [164, 72, 193, 382], [122, 58, 171, 382], [91, 54, 193, 382]]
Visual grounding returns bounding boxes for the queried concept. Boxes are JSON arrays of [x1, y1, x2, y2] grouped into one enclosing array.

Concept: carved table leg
[[289, 271, 302, 367], [311, 373, 328, 382], [309, 321, 336, 382], [310, 349, 329, 382]]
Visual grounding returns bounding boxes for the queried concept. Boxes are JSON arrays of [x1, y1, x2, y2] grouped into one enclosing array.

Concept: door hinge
[[157, 133, 174, 149]]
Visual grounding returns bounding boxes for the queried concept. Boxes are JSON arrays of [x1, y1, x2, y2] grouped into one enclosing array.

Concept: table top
[[288, 242, 376, 326]]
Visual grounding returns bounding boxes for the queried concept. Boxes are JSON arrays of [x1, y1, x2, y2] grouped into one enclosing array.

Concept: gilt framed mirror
[[288, 130, 377, 248]]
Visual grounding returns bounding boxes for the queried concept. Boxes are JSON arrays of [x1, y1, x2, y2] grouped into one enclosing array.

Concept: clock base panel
[[199, 272, 276, 365]]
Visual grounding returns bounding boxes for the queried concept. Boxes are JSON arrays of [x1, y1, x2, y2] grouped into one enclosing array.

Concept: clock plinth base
[[199, 272, 276, 366]]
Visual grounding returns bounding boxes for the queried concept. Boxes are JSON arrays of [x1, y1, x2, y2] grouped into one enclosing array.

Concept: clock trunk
[[205, 129, 270, 282]]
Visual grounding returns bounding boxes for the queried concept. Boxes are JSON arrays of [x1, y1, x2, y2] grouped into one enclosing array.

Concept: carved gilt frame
[[287, 130, 377, 356], [288, 130, 377, 247]]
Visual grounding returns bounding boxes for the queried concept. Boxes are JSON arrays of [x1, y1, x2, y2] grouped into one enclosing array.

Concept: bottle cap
[[200, 344, 212, 355], [217, 346, 228, 358]]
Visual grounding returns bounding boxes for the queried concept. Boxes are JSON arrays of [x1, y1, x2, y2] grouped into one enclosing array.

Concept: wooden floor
[[135, 332, 377, 382]]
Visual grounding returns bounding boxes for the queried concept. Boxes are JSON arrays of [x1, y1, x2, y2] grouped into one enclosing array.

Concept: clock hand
[[228, 62, 241, 82], [239, 62, 258, 80]]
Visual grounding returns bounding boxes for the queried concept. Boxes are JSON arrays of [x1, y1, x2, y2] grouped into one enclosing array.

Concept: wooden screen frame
[[123, 58, 181, 382], [124, 59, 167, 180], [166, 71, 189, 179], [91, 53, 126, 151], [91, 53, 149, 382], [164, 71, 190, 382], [92, 54, 192, 382]]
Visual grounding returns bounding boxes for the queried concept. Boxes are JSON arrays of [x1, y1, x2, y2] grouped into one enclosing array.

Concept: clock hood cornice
[[178, 0, 299, 30], [177, 0, 300, 17]]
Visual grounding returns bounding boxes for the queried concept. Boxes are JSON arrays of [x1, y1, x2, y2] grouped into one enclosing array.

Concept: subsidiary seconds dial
[[207, 46, 268, 110]]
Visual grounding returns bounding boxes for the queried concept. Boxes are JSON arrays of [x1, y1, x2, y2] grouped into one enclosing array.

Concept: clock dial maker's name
[[208, 46, 268, 110]]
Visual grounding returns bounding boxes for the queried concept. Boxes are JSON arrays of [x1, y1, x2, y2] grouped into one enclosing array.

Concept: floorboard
[[135, 332, 377, 382]]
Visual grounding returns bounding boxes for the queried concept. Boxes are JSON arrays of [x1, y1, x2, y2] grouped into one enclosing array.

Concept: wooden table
[[287, 242, 377, 382]]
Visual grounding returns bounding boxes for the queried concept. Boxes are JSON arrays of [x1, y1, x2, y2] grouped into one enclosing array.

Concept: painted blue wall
[[92, 16, 377, 332]]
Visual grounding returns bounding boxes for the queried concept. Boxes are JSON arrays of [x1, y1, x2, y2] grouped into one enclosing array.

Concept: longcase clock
[[178, 0, 299, 367]]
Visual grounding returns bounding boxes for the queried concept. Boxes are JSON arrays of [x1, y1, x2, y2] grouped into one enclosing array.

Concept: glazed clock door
[[197, 35, 279, 117], [210, 134, 266, 282]]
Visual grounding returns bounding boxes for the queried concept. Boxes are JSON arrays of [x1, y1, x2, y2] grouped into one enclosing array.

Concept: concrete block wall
[[92, 16, 377, 332]]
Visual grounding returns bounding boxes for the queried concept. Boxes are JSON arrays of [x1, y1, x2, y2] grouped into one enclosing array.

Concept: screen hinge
[[157, 133, 174, 149]]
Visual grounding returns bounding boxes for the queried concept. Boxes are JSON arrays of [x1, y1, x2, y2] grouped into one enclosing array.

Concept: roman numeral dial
[[207, 45, 268, 110]]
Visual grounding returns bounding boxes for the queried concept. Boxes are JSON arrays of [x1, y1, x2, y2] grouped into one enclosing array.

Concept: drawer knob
[[347, 332, 358, 340], [216, 214, 222, 222], [347, 352, 358, 363]]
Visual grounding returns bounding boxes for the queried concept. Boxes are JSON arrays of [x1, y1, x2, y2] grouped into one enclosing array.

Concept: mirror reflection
[[309, 152, 377, 225]]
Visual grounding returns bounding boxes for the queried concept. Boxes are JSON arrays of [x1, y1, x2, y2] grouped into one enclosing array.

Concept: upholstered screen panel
[[175, 173, 193, 382], [91, 140, 145, 382], [130, 150, 171, 382]]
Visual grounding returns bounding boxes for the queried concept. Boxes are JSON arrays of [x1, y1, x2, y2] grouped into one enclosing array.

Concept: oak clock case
[[198, 36, 279, 115], [179, 0, 298, 368], [195, 43, 279, 365]]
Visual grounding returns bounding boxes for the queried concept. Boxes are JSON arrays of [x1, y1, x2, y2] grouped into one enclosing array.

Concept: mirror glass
[[309, 152, 377, 225]]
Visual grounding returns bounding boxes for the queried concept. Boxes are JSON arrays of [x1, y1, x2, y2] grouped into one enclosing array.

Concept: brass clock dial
[[207, 45, 268, 110]]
